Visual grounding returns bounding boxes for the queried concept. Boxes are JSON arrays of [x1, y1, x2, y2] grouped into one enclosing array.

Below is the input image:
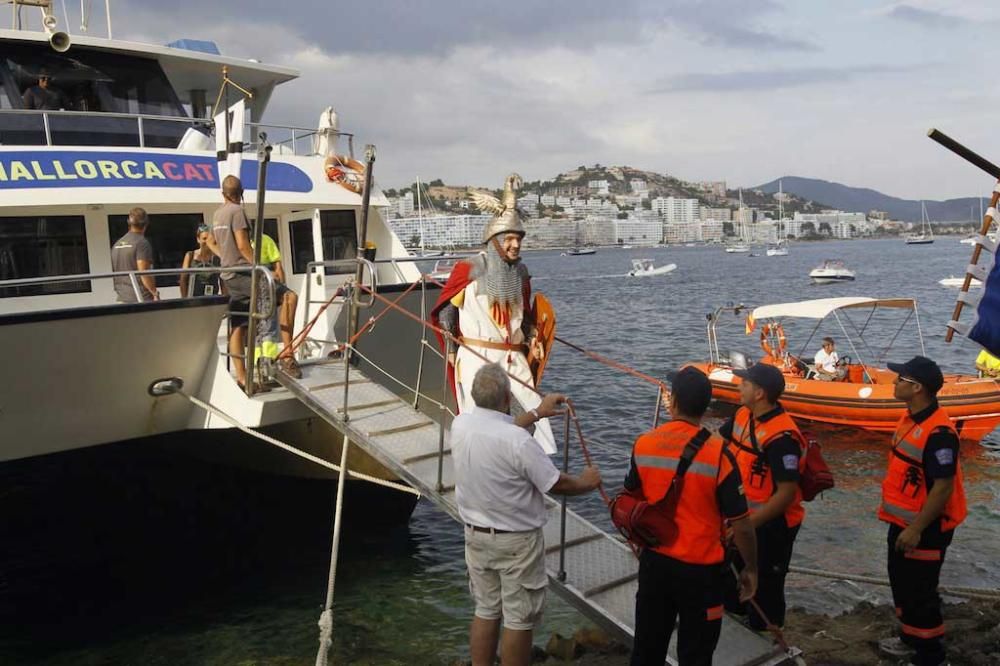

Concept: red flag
[[745, 313, 756, 335]]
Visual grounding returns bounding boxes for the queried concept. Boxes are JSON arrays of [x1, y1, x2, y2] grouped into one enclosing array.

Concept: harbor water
[[4, 238, 1000, 664]]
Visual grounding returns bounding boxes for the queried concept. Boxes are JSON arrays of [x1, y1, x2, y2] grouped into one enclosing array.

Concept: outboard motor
[[728, 350, 752, 370]]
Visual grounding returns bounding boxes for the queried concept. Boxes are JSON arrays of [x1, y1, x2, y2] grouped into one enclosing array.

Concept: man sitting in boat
[[431, 173, 556, 453], [814, 337, 846, 381]]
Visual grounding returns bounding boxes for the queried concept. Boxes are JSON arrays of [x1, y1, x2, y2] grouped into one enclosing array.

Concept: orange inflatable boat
[[688, 297, 1000, 443]]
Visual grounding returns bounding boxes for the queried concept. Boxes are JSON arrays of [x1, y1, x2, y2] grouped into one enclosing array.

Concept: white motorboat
[[567, 247, 597, 255], [765, 242, 788, 257], [809, 260, 856, 284], [627, 259, 677, 277], [725, 244, 751, 254], [939, 276, 983, 288]]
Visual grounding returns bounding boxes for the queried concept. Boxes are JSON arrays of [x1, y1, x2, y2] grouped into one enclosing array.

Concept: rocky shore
[[456, 599, 1000, 665]]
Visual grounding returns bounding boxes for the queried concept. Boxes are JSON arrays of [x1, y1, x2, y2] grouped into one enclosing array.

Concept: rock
[[545, 632, 581, 661], [573, 626, 614, 653]]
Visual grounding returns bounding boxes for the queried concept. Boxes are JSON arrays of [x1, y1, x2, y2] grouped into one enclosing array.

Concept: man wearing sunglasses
[[878, 356, 966, 666], [22, 70, 69, 111]]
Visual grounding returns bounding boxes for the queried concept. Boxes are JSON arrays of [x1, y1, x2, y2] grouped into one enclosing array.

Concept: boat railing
[[0, 264, 277, 393], [0, 109, 355, 157]]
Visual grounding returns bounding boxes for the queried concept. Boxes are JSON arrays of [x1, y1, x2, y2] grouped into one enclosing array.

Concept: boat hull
[[688, 362, 1000, 443], [0, 298, 229, 462], [810, 274, 855, 284]]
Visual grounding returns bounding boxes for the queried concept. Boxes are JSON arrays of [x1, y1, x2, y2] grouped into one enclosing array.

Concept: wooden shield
[[528, 293, 556, 385]]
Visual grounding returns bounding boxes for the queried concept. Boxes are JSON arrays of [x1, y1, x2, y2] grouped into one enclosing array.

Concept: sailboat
[[766, 181, 789, 257], [414, 176, 444, 256], [566, 222, 596, 255], [905, 202, 935, 245], [726, 189, 751, 253]]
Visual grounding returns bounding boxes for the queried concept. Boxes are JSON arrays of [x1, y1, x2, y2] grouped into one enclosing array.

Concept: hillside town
[[382, 166, 929, 250]]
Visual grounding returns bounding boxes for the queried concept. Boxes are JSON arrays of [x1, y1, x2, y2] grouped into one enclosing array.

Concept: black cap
[[665, 366, 713, 416], [668, 366, 712, 397], [732, 363, 785, 401], [887, 356, 944, 394]]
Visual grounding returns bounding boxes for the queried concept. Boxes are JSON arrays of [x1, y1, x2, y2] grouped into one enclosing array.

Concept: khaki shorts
[[464, 526, 547, 630]]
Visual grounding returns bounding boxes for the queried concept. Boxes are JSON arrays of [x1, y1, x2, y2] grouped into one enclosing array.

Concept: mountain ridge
[[755, 176, 983, 223]]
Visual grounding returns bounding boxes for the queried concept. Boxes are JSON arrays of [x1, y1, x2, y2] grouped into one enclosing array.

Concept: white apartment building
[[523, 218, 577, 248], [588, 179, 610, 196], [663, 222, 700, 244], [616, 194, 644, 208], [700, 220, 724, 242], [389, 214, 490, 249], [540, 194, 556, 207], [793, 211, 866, 239], [556, 196, 573, 208], [698, 181, 728, 199], [700, 206, 732, 221], [652, 197, 700, 224], [385, 191, 415, 218], [579, 219, 617, 246], [615, 217, 663, 246]]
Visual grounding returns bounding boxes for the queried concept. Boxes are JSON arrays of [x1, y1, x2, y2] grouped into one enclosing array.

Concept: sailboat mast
[[416, 176, 424, 253], [778, 180, 784, 239]]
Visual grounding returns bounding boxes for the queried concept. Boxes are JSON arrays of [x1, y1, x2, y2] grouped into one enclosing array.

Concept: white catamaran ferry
[[0, 5, 434, 497]]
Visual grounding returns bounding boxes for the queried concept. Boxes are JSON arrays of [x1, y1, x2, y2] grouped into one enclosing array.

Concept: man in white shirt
[[814, 337, 845, 380], [453, 363, 601, 666]]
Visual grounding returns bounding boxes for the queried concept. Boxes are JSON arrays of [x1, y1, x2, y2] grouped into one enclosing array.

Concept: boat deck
[[275, 361, 795, 666]]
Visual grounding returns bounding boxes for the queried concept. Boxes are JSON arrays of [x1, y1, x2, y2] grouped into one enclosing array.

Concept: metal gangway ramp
[[276, 360, 794, 666]]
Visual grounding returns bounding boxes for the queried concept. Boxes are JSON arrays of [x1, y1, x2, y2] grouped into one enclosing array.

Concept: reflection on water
[[4, 240, 1000, 663]]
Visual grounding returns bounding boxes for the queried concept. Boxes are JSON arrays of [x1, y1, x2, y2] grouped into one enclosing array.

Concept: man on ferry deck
[[431, 173, 556, 453], [204, 175, 301, 389]]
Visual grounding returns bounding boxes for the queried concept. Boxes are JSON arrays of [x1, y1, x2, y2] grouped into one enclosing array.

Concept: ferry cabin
[[0, 28, 416, 317]]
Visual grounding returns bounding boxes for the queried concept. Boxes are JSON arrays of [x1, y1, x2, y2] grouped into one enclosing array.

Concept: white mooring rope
[[176, 388, 419, 496]]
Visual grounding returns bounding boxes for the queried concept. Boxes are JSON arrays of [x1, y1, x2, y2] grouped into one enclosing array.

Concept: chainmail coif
[[482, 243, 524, 307]]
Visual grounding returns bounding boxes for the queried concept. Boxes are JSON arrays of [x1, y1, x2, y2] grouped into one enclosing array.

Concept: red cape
[[429, 258, 533, 398]]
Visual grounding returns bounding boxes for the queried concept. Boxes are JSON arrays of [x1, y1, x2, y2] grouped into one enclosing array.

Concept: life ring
[[324, 154, 365, 194], [760, 322, 787, 359]]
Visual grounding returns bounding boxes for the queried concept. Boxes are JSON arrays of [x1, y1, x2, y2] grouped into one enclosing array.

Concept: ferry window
[[320, 210, 357, 274], [289, 218, 314, 275], [108, 213, 205, 288], [0, 43, 189, 147], [0, 215, 90, 298], [248, 219, 279, 247]]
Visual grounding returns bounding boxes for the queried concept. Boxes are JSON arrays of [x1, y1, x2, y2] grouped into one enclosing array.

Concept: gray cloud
[[885, 4, 968, 28], [115, 0, 815, 57], [652, 64, 914, 93]]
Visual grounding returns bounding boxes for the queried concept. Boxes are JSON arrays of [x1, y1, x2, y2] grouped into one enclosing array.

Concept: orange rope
[[555, 335, 667, 390]]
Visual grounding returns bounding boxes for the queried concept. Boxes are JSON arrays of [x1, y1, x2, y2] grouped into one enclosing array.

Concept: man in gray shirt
[[110, 207, 157, 303], [204, 175, 256, 388]]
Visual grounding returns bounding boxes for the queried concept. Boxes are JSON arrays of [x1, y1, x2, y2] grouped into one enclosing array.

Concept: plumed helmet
[[482, 208, 525, 243], [469, 172, 527, 243]]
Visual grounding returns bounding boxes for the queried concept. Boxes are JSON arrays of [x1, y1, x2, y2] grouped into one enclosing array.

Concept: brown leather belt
[[460, 337, 527, 353], [466, 524, 513, 534]]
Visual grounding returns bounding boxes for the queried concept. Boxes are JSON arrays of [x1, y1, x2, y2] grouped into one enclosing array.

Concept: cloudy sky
[[81, 1, 1000, 198]]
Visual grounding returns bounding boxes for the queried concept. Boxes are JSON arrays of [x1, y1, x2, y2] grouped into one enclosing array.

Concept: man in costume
[[431, 173, 556, 454]]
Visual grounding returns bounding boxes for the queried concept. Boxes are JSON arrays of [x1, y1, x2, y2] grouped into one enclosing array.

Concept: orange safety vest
[[633, 421, 742, 565], [878, 406, 967, 531], [727, 405, 807, 528]]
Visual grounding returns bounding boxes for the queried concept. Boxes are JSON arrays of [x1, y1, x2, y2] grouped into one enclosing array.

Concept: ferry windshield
[[0, 43, 191, 147]]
